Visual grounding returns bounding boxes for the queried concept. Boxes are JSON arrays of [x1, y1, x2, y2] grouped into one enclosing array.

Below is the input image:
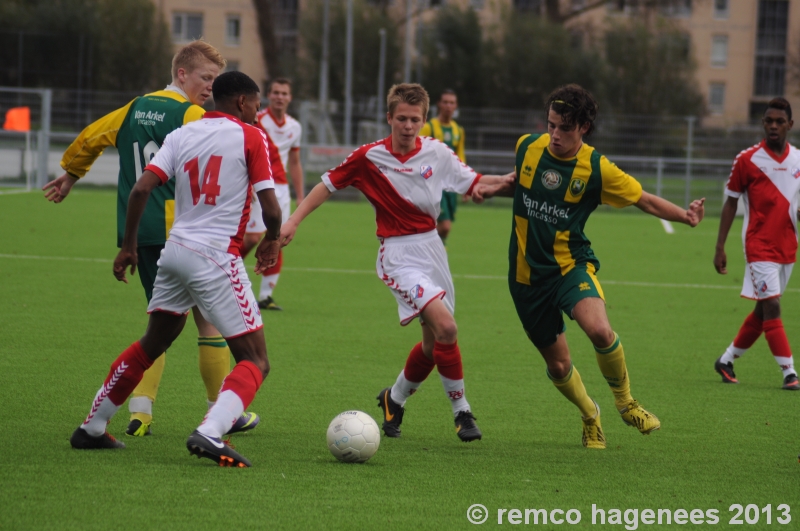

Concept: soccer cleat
[[227, 412, 260, 434], [70, 427, 126, 449], [376, 387, 404, 438], [714, 356, 738, 384], [125, 419, 152, 437], [454, 410, 482, 442], [257, 296, 283, 311], [782, 373, 800, 390], [186, 430, 251, 468], [619, 400, 661, 435], [581, 401, 606, 449]]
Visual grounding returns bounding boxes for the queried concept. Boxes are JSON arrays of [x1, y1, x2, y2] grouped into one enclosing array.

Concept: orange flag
[[3, 107, 31, 131]]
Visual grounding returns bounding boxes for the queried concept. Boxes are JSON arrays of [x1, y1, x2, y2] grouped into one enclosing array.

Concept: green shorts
[[438, 191, 458, 222], [508, 262, 605, 349], [136, 244, 165, 303]]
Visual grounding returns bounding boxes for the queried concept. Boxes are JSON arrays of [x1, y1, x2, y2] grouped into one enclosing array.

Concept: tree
[[251, 0, 282, 79]]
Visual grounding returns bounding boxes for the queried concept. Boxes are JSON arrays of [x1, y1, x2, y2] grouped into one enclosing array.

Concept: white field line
[[1, 252, 794, 293], [660, 219, 675, 234]]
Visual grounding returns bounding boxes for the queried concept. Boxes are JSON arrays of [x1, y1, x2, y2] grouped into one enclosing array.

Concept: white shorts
[[147, 237, 263, 338], [246, 183, 291, 233], [741, 261, 794, 300], [377, 230, 454, 326]]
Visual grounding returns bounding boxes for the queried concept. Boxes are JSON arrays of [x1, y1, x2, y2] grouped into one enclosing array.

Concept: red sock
[[403, 342, 435, 383], [262, 250, 283, 277], [106, 341, 154, 406], [733, 312, 763, 349], [220, 360, 264, 409], [764, 318, 792, 359], [433, 341, 463, 380]]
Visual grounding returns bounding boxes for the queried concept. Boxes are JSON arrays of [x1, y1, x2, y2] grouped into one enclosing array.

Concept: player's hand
[[686, 198, 705, 227], [279, 220, 298, 247], [113, 249, 138, 283], [470, 184, 489, 204], [713, 248, 727, 275], [254, 238, 280, 275], [42, 173, 78, 203]]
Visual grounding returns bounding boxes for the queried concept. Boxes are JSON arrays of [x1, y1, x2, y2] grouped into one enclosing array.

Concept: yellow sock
[[594, 332, 633, 410], [129, 354, 166, 424], [198, 335, 230, 402], [548, 365, 597, 418]]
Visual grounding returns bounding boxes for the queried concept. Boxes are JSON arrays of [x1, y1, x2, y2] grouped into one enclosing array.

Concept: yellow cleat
[[581, 401, 606, 449], [125, 419, 152, 437], [619, 400, 660, 435]]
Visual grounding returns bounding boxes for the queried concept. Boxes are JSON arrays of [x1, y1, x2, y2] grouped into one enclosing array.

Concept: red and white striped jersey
[[256, 108, 301, 185], [145, 111, 274, 256], [322, 136, 481, 238], [725, 139, 800, 264]]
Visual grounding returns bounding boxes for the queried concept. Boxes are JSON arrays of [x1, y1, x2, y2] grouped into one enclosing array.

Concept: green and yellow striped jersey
[[419, 117, 466, 163], [509, 133, 643, 285], [61, 89, 204, 247]]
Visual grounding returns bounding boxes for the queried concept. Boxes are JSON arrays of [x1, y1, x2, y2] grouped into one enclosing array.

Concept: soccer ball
[[326, 410, 381, 463]]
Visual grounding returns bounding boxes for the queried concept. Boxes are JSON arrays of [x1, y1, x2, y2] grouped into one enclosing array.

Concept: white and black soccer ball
[[326, 410, 381, 463]]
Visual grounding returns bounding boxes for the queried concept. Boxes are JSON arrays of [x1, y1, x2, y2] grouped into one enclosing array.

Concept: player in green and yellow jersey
[[419, 89, 466, 245], [43, 41, 260, 438], [472, 84, 705, 449]]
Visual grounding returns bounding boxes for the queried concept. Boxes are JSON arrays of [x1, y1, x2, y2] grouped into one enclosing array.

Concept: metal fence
[[0, 86, 765, 216]]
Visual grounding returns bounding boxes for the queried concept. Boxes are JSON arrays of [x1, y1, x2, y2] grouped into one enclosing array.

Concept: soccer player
[[279, 83, 513, 442], [713, 97, 800, 391], [472, 84, 705, 449], [69, 71, 281, 468], [247, 78, 305, 311], [419, 89, 465, 245], [43, 41, 260, 437]]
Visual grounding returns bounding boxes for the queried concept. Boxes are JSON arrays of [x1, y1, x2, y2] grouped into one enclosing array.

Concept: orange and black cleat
[[714, 356, 738, 384], [376, 387, 405, 438], [186, 430, 251, 467]]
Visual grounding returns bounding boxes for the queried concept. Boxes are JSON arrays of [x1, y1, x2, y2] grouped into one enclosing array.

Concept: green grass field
[[1, 190, 797, 530]]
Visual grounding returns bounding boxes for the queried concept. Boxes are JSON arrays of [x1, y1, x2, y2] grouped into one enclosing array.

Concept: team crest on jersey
[[541, 170, 562, 190], [378, 164, 389, 175], [410, 284, 425, 299], [568, 177, 587, 197], [793, 168, 800, 179], [420, 165, 433, 179]]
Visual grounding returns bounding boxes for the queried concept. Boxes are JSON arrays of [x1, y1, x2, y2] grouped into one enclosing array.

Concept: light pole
[[318, 0, 331, 144]]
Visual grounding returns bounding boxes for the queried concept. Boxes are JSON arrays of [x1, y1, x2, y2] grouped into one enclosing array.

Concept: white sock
[[720, 343, 747, 364], [128, 396, 153, 415], [439, 375, 470, 415], [82, 387, 121, 437], [197, 390, 243, 439], [774, 356, 795, 377], [259, 274, 279, 300], [207, 399, 215, 410], [390, 370, 422, 406]]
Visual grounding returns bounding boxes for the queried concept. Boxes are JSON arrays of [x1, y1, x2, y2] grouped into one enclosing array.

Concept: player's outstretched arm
[[634, 191, 705, 227], [471, 172, 516, 203], [42, 172, 80, 203], [279, 182, 332, 247], [714, 196, 739, 275], [114, 170, 161, 284], [254, 188, 282, 275]]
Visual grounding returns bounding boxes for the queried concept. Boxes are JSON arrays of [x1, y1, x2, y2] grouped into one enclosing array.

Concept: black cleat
[[455, 410, 482, 442], [376, 387, 404, 438], [782, 373, 800, 390], [70, 426, 126, 449], [186, 430, 251, 467], [714, 356, 738, 384], [258, 296, 283, 311], [125, 419, 152, 437]]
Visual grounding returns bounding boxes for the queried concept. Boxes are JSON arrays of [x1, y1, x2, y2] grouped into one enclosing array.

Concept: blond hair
[[386, 83, 429, 119], [171, 40, 226, 79]]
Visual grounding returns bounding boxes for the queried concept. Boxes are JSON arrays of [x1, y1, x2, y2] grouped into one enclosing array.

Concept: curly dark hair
[[767, 97, 792, 121], [545, 84, 599, 137], [212, 71, 260, 104]]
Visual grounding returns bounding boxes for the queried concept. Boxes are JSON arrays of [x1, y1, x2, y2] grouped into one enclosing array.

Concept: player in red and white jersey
[[247, 78, 305, 311], [280, 83, 514, 442], [69, 72, 283, 467], [714, 97, 800, 390]]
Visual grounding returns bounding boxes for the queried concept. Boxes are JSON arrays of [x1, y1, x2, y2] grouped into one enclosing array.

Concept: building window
[[514, 0, 542, 13], [226, 16, 241, 47], [753, 0, 788, 97], [713, 0, 729, 19], [226, 60, 240, 72], [470, 0, 485, 9], [709, 83, 725, 114], [711, 35, 728, 67], [172, 13, 203, 43]]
